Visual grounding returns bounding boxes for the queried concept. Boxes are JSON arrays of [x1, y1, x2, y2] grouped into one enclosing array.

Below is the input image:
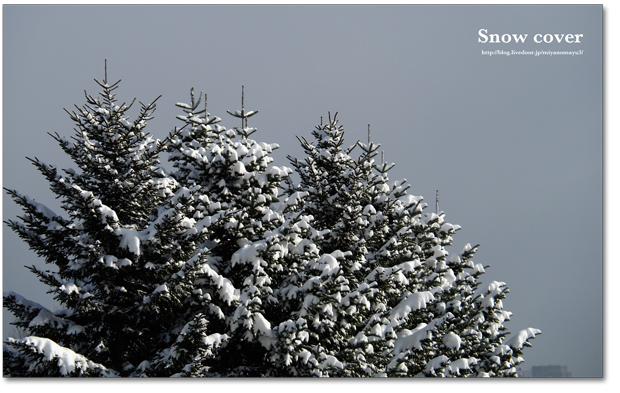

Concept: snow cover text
[[478, 29, 583, 44]]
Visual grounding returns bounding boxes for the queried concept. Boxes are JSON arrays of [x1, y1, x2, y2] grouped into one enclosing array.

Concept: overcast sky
[[2, 5, 603, 377]]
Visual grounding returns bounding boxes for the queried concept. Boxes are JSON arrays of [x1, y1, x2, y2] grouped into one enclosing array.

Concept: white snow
[[102, 255, 118, 268], [267, 165, 292, 178], [252, 312, 275, 349], [117, 258, 132, 267], [231, 241, 266, 268], [393, 313, 453, 355], [440, 223, 455, 233], [462, 243, 473, 253], [59, 283, 79, 295], [447, 254, 461, 264], [414, 356, 477, 377], [5, 292, 81, 334], [5, 291, 46, 312], [29, 308, 64, 329], [12, 191, 57, 225], [153, 284, 169, 295], [136, 360, 151, 372], [232, 161, 247, 175], [180, 217, 196, 229], [190, 255, 240, 305], [389, 292, 435, 325], [506, 327, 541, 350], [204, 333, 228, 348], [424, 355, 448, 374], [28, 197, 58, 219], [297, 349, 312, 364], [318, 355, 344, 371], [115, 227, 142, 256], [313, 253, 341, 277], [10, 336, 112, 376], [486, 281, 507, 296], [479, 295, 495, 309], [443, 331, 462, 350], [399, 195, 424, 206], [393, 323, 431, 353], [445, 357, 477, 376]]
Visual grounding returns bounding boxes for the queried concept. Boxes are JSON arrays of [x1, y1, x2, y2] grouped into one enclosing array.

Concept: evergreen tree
[[3, 68, 181, 376], [285, 115, 541, 377], [4, 76, 540, 377], [161, 87, 296, 376]]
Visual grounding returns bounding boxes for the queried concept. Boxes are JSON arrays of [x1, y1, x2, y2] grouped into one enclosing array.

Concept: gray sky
[[2, 5, 602, 377]]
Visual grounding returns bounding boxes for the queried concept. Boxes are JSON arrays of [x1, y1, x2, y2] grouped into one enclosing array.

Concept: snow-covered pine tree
[[162, 87, 298, 376], [274, 116, 373, 375], [285, 115, 541, 377], [168, 87, 289, 253], [3, 68, 184, 376], [281, 116, 411, 375], [4, 77, 540, 377]]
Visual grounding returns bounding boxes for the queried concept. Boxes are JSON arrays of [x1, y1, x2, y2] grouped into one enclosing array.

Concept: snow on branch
[[8, 336, 116, 376], [506, 327, 542, 350]]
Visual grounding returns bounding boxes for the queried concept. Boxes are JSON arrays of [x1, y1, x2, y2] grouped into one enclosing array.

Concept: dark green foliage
[[4, 77, 539, 377]]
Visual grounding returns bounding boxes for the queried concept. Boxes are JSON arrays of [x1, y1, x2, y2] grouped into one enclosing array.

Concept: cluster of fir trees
[[3, 72, 540, 377]]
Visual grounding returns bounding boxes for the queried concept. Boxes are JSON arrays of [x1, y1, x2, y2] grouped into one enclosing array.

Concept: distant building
[[531, 365, 572, 377]]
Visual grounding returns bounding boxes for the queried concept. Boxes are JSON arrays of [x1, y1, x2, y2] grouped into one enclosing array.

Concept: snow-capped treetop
[[4, 78, 539, 378]]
